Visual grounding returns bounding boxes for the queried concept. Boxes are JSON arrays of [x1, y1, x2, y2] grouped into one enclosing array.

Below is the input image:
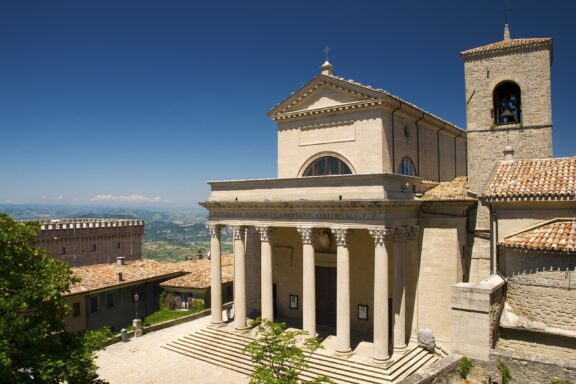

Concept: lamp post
[[133, 292, 142, 337]]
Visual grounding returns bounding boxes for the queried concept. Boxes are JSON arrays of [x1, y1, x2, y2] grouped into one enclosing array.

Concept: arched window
[[493, 81, 522, 125], [302, 156, 353, 177], [397, 156, 417, 176]]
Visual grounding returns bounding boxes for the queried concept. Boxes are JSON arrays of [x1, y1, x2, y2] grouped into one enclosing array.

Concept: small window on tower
[[493, 81, 522, 125], [61, 247, 66, 255], [116, 242, 121, 249], [91, 244, 96, 252]]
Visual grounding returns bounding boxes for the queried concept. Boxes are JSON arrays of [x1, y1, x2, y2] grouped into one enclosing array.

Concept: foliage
[[498, 361, 512, 384], [140, 304, 206, 327], [459, 356, 472, 379], [0, 214, 111, 383], [550, 381, 572, 384], [244, 318, 331, 384]]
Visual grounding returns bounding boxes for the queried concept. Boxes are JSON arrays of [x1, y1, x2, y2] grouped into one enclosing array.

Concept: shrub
[[459, 356, 472, 379], [498, 361, 511, 384]]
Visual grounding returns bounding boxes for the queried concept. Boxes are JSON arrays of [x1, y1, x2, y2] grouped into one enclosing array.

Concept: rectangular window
[[89, 296, 98, 313], [91, 244, 96, 252], [106, 293, 114, 309], [72, 302, 81, 317], [61, 247, 66, 255], [116, 242, 121, 249]]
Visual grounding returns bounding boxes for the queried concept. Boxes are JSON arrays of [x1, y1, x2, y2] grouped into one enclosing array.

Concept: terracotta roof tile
[[461, 37, 552, 58], [160, 256, 233, 289], [421, 176, 475, 201], [68, 259, 185, 295], [483, 157, 576, 200], [500, 219, 575, 252]]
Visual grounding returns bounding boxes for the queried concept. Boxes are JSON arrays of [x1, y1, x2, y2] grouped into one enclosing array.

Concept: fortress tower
[[461, 25, 553, 280]]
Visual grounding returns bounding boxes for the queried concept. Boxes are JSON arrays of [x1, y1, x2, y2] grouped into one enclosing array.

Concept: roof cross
[[323, 46, 330, 61]]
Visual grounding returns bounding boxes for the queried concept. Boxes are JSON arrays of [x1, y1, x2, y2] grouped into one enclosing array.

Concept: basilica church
[[194, 25, 575, 381]]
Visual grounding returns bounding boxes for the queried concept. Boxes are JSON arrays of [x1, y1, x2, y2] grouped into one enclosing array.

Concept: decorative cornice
[[231, 225, 247, 241], [331, 227, 350, 247], [207, 223, 223, 239], [297, 226, 314, 244], [272, 100, 386, 121], [368, 227, 392, 247], [255, 225, 272, 242]]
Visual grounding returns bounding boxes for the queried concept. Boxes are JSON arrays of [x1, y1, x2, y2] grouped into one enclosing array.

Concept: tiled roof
[[483, 157, 576, 201], [500, 218, 575, 252], [68, 259, 186, 295], [421, 176, 475, 201], [461, 37, 552, 58], [160, 256, 234, 289]]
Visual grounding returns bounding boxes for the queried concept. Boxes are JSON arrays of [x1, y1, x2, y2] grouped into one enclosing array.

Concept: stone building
[[188, 25, 575, 382], [36, 219, 144, 267]]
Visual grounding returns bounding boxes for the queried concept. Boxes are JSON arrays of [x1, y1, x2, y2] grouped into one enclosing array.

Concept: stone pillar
[[406, 225, 420, 339], [232, 225, 248, 330], [369, 227, 392, 361], [208, 223, 224, 325], [332, 227, 351, 354], [297, 226, 316, 337], [256, 225, 273, 321], [393, 227, 408, 350]]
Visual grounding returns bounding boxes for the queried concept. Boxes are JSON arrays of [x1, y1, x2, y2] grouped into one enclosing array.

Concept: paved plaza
[[96, 314, 249, 384]]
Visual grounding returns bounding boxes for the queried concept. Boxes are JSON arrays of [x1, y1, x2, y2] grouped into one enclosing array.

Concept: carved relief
[[331, 227, 350, 247], [368, 226, 392, 247]]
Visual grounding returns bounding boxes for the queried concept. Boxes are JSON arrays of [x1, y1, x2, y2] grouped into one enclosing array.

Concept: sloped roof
[[68, 259, 185, 295], [461, 37, 552, 59], [421, 176, 476, 201], [483, 157, 576, 201], [500, 218, 575, 252], [160, 255, 233, 289], [267, 73, 464, 133]]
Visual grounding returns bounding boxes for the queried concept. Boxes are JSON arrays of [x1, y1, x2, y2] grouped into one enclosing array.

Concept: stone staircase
[[163, 326, 444, 383]]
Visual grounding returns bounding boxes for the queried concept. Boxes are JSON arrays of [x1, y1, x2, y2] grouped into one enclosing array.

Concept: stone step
[[164, 326, 443, 384]]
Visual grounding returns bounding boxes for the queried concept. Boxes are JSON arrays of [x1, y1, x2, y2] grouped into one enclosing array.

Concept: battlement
[[38, 218, 144, 231]]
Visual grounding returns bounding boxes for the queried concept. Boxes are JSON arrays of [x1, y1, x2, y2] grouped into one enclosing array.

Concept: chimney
[[503, 145, 515, 161], [116, 272, 123, 282], [116, 256, 126, 266]]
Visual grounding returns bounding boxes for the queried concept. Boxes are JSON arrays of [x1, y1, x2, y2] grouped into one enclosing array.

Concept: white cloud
[[91, 194, 163, 203]]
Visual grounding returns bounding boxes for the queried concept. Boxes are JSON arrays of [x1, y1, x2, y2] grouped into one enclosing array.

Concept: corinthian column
[[232, 225, 248, 330], [369, 226, 392, 361], [332, 227, 351, 354], [393, 226, 409, 350], [208, 223, 224, 325], [297, 226, 316, 337], [256, 225, 273, 321]]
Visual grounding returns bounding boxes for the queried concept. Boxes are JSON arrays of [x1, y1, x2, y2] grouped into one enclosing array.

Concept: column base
[[334, 349, 354, 358], [371, 356, 393, 365], [209, 321, 227, 329], [393, 345, 409, 355]]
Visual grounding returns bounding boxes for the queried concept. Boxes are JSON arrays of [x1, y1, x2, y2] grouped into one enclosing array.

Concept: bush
[[498, 361, 511, 384], [459, 356, 472, 379]]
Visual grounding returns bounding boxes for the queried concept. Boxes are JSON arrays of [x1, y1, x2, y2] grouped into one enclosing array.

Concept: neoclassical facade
[[201, 59, 472, 360]]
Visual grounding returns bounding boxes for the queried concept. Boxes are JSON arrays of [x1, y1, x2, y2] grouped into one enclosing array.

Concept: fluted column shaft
[[256, 225, 273, 321], [369, 227, 392, 361], [208, 224, 224, 325], [393, 227, 408, 350], [297, 226, 316, 337], [332, 227, 351, 354], [232, 225, 248, 329]]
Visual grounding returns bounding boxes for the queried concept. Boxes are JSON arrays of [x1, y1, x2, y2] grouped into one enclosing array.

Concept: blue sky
[[1, 0, 575, 206]]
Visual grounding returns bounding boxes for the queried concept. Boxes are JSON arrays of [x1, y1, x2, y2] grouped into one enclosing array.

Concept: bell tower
[[462, 24, 553, 228], [461, 25, 553, 282]]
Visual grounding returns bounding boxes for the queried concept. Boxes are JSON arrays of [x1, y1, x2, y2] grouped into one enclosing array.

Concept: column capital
[[406, 225, 420, 240], [331, 227, 350, 247], [368, 226, 392, 247], [297, 226, 314, 244], [255, 225, 272, 242], [393, 226, 410, 242], [207, 223, 223, 238], [231, 225, 247, 241]]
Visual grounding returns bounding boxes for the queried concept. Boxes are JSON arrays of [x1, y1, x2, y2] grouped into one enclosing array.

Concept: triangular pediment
[[268, 74, 382, 117]]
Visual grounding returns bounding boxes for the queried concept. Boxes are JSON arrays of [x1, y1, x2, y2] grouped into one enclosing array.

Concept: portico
[[202, 174, 427, 360]]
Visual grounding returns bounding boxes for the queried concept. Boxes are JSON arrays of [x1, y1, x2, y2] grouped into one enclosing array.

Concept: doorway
[[315, 266, 337, 327]]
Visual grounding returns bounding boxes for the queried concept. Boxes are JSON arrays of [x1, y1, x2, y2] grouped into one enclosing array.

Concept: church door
[[315, 266, 337, 328]]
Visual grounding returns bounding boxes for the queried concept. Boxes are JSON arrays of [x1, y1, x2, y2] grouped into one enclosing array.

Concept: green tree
[[0, 214, 111, 383], [244, 318, 331, 384]]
